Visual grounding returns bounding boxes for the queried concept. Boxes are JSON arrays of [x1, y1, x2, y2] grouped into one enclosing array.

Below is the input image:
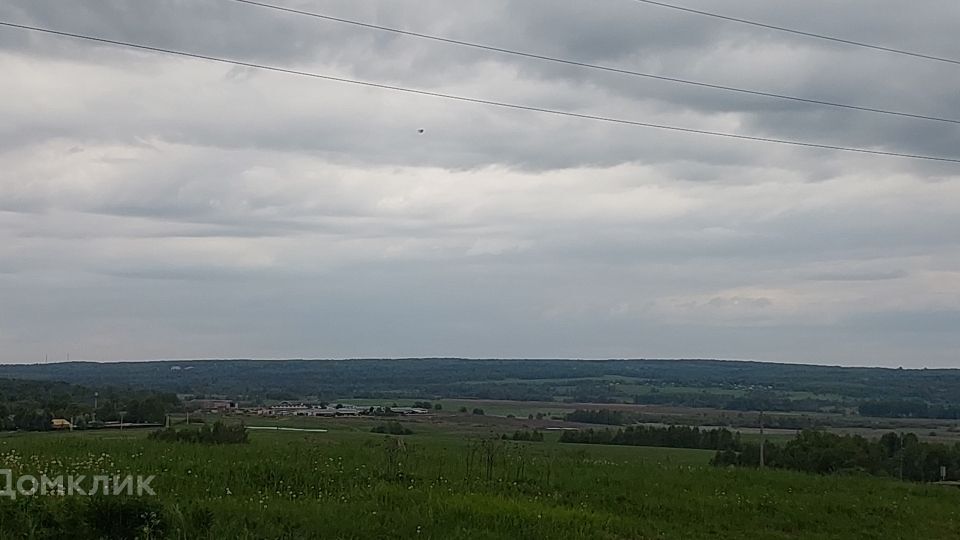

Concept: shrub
[[501, 430, 544, 442], [86, 497, 167, 539], [371, 421, 413, 435], [149, 421, 248, 444]]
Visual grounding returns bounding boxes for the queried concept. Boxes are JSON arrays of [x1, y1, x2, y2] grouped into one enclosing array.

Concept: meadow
[[2, 428, 960, 539]]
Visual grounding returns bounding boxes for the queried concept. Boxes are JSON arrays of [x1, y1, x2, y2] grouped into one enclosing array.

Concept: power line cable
[[227, 0, 960, 126], [1, 20, 958, 164], [629, 0, 960, 67]]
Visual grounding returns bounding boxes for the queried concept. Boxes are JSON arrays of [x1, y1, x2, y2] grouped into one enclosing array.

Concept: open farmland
[[2, 428, 960, 539]]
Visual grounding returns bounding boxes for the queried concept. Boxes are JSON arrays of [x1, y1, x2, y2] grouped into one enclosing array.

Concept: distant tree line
[[560, 425, 742, 451], [631, 391, 835, 414], [859, 399, 960, 419], [712, 430, 960, 482], [722, 394, 831, 413], [565, 409, 630, 425], [9, 360, 960, 422]]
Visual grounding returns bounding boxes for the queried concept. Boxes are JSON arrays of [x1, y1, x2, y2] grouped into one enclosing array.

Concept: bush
[[502, 430, 544, 442], [371, 421, 413, 435], [0, 496, 166, 539], [87, 497, 166, 539], [149, 421, 248, 444]]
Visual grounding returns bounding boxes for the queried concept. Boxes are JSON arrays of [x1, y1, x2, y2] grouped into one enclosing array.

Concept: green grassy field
[[1, 428, 960, 539]]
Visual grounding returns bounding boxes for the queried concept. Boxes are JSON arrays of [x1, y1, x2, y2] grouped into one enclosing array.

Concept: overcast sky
[[1, 0, 958, 366]]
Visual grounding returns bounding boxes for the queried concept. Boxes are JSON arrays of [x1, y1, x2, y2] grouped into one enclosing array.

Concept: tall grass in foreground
[[0, 431, 959, 539]]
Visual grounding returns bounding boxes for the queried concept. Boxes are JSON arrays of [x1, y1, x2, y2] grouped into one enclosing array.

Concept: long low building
[[184, 399, 238, 412], [251, 403, 430, 417]]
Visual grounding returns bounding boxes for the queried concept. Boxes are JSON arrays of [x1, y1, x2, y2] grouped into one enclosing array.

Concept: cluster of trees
[[368, 407, 401, 417], [447, 383, 557, 402], [712, 430, 960, 482], [0, 378, 90, 431], [148, 421, 248, 444], [99, 394, 178, 424], [560, 425, 742, 451], [0, 406, 53, 431], [371, 422, 413, 435], [631, 390, 833, 414], [722, 394, 831, 413], [0, 378, 179, 431], [859, 399, 960, 419], [565, 409, 630, 425], [412, 401, 442, 410], [501, 430, 544, 442], [741, 414, 819, 430]]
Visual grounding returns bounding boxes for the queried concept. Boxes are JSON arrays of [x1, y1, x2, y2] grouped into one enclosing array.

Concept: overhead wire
[[227, 0, 960, 126], [1, 20, 957, 164], [628, 0, 960, 67]]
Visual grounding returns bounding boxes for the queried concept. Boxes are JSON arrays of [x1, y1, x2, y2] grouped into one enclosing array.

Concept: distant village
[[181, 399, 432, 418], [45, 398, 434, 432]]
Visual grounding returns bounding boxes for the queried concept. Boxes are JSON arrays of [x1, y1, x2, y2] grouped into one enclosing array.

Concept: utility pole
[[759, 411, 765, 469]]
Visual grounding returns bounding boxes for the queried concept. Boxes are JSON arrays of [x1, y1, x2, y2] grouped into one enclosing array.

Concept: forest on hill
[[1, 359, 959, 418]]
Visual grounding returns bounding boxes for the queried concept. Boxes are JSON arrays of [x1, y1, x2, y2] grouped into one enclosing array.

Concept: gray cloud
[[805, 270, 909, 282], [0, 0, 958, 366]]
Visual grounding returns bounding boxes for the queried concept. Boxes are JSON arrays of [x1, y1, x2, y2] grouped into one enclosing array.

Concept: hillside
[[1, 358, 959, 415]]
